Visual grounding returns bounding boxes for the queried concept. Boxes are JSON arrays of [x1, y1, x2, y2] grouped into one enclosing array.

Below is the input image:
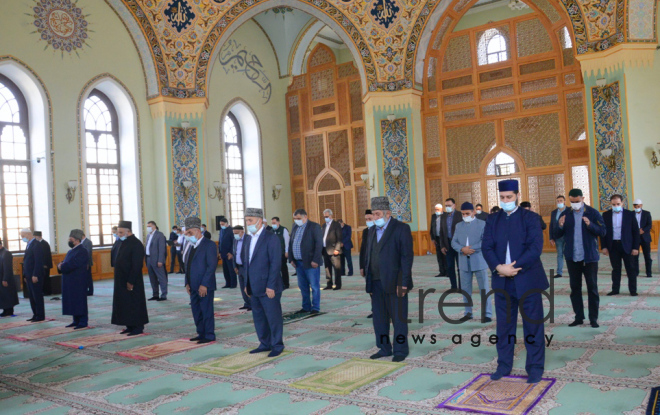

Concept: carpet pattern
[[191, 349, 292, 376], [117, 338, 213, 360], [438, 374, 555, 415], [7, 326, 88, 341], [0, 318, 54, 330], [0, 254, 657, 414], [57, 332, 148, 349]]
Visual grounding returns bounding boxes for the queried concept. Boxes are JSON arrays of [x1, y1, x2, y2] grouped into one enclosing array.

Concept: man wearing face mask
[[632, 199, 653, 278], [111, 221, 148, 336], [321, 209, 343, 290], [429, 204, 446, 278], [218, 217, 237, 289], [57, 229, 90, 329], [549, 195, 567, 279], [289, 209, 323, 314], [271, 217, 290, 289], [482, 180, 547, 384], [22, 229, 45, 322], [80, 231, 94, 296], [232, 225, 251, 311], [360, 209, 375, 319], [110, 226, 121, 268], [184, 217, 218, 344], [475, 204, 488, 221], [0, 238, 18, 318], [364, 197, 414, 362], [451, 202, 492, 322], [145, 221, 168, 301], [201, 224, 212, 240], [439, 198, 462, 290], [242, 207, 284, 357], [34, 232, 53, 280], [601, 194, 640, 296], [555, 188, 605, 328]]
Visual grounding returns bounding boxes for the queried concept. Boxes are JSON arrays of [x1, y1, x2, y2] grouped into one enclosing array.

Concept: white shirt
[[282, 228, 290, 253], [249, 225, 265, 263], [612, 210, 622, 240], [636, 211, 642, 227], [176, 234, 185, 251], [145, 230, 154, 255], [323, 220, 332, 247], [505, 206, 519, 264]]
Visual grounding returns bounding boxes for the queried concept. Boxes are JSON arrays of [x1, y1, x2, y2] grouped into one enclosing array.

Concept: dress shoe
[[332, 286, 342, 291], [221, 286, 230, 289], [249, 347, 271, 354], [590, 320, 599, 328], [157, 297, 167, 301], [26, 317, 35, 322], [0, 312, 10, 317], [630, 292, 638, 296], [120, 328, 130, 334], [268, 350, 283, 357], [87, 293, 94, 297], [553, 274, 562, 279], [392, 355, 406, 362], [568, 320, 583, 327], [189, 336, 201, 341], [292, 272, 297, 276], [74, 325, 88, 330], [283, 285, 290, 289], [527, 373, 543, 384], [347, 273, 353, 276], [197, 338, 213, 344], [482, 317, 493, 323], [31, 318, 45, 322], [324, 285, 333, 290], [367, 313, 373, 318], [246, 308, 252, 311], [369, 352, 392, 359], [490, 368, 511, 380], [66, 323, 76, 328], [606, 291, 619, 296], [647, 275, 653, 278], [295, 309, 310, 314], [310, 310, 320, 315], [148, 296, 160, 301], [464, 313, 473, 320], [127, 330, 143, 336], [239, 306, 249, 310]]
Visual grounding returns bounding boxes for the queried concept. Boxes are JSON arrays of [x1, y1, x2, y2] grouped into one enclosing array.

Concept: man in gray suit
[[145, 221, 168, 301], [451, 202, 492, 322], [81, 232, 93, 296]]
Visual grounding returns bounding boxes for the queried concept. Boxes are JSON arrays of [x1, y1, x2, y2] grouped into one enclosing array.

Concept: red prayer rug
[[116, 338, 213, 360], [57, 332, 147, 348], [8, 326, 91, 341], [437, 373, 555, 415], [0, 318, 54, 330]]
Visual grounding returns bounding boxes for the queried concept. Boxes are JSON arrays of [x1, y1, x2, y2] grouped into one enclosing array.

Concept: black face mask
[[68, 241, 74, 248]]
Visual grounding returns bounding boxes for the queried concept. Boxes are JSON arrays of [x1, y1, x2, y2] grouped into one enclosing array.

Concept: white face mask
[[571, 202, 583, 211], [147, 226, 153, 234], [294, 219, 304, 227], [463, 215, 475, 223], [445, 206, 453, 213], [475, 209, 482, 214]]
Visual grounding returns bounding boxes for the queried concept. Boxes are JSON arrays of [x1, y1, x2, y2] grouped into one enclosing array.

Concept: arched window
[[486, 152, 519, 176], [0, 74, 32, 252], [84, 90, 121, 247], [224, 112, 245, 224], [478, 28, 509, 65]]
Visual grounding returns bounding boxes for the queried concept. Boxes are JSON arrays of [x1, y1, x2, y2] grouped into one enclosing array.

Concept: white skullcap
[[633, 199, 643, 205], [435, 203, 443, 209], [20, 228, 32, 233]]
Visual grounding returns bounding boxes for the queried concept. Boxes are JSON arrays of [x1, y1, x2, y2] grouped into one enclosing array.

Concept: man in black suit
[[232, 225, 251, 311], [34, 231, 52, 278], [364, 196, 414, 362], [338, 220, 354, 276], [289, 209, 324, 313], [429, 204, 446, 278], [475, 204, 488, 221], [22, 229, 45, 322], [632, 199, 653, 278], [168, 226, 179, 272], [321, 209, 343, 290], [439, 198, 462, 290], [201, 224, 212, 240], [601, 194, 640, 296], [217, 217, 237, 288], [549, 195, 567, 279], [360, 209, 374, 319], [520, 202, 547, 230]]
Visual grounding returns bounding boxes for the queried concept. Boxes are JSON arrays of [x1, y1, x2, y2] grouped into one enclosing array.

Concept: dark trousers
[[280, 255, 289, 288], [86, 269, 94, 295], [609, 240, 637, 294], [237, 265, 251, 308], [190, 289, 215, 341], [495, 277, 544, 377], [445, 238, 459, 289], [341, 248, 354, 275], [322, 250, 342, 288], [221, 258, 237, 288], [250, 293, 284, 352], [371, 281, 409, 357], [636, 239, 653, 278], [434, 237, 446, 275], [566, 260, 599, 322], [26, 276, 45, 320], [176, 251, 184, 273], [169, 246, 179, 273], [73, 314, 88, 327]]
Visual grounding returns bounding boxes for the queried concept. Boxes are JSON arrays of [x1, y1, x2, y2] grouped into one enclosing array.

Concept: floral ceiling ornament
[[30, 0, 90, 56]]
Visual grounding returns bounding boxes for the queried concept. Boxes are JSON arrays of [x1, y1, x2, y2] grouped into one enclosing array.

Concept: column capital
[[148, 96, 208, 120], [363, 89, 423, 114], [577, 43, 657, 77]]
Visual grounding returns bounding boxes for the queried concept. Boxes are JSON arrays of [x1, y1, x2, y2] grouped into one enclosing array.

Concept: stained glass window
[[0, 75, 32, 252], [224, 113, 244, 224], [84, 90, 121, 247]]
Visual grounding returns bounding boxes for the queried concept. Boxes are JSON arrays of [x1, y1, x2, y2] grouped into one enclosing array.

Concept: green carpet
[[0, 254, 656, 414]]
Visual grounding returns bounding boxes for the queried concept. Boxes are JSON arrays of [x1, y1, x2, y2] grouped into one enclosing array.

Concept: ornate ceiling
[[109, 0, 657, 100]]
